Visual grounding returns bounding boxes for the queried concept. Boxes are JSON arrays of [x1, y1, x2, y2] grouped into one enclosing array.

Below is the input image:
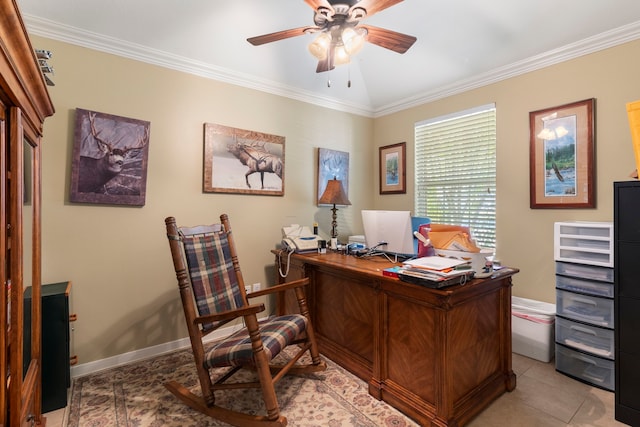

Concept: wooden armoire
[[1, 0, 55, 425]]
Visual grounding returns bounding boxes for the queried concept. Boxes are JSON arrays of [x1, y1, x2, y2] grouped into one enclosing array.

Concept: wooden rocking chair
[[164, 215, 326, 427]]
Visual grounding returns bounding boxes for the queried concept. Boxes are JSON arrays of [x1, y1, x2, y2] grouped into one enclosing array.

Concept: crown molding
[[373, 20, 640, 117], [23, 14, 640, 119]]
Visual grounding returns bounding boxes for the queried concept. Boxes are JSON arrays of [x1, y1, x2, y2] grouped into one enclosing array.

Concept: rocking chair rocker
[[164, 215, 326, 427]]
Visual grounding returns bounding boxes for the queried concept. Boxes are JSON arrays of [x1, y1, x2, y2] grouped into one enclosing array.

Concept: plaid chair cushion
[[204, 314, 308, 368], [182, 231, 244, 317]]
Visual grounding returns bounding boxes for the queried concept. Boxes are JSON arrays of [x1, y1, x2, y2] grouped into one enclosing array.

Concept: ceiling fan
[[247, 0, 417, 73]]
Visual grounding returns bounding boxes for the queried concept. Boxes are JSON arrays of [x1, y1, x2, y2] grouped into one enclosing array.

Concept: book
[[382, 266, 403, 278], [403, 256, 470, 272]]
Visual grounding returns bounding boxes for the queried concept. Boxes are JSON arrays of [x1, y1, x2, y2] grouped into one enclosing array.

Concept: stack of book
[[394, 256, 474, 288]]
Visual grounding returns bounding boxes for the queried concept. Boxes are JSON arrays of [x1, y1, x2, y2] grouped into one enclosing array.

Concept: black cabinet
[[614, 181, 640, 425], [24, 282, 73, 413]]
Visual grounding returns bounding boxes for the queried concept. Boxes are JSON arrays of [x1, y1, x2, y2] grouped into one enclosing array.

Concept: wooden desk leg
[[503, 282, 517, 392], [368, 379, 383, 400]]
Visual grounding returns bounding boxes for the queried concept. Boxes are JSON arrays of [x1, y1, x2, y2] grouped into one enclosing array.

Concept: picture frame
[[70, 108, 151, 206], [204, 123, 285, 196], [379, 142, 406, 194], [317, 148, 349, 205], [529, 99, 595, 209]]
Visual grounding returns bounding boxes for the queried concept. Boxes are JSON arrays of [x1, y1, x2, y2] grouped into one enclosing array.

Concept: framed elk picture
[[203, 123, 285, 196], [70, 108, 151, 206]]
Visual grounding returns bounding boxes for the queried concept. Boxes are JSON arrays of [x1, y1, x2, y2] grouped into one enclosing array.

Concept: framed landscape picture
[[529, 99, 595, 208], [379, 142, 406, 194]]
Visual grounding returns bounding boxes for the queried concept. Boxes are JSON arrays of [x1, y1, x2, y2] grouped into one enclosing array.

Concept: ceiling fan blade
[[351, 0, 404, 18], [305, 0, 334, 12], [360, 25, 416, 53], [247, 26, 318, 46]]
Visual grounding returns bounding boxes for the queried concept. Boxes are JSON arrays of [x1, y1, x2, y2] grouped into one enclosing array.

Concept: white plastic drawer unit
[[555, 262, 614, 283], [556, 289, 613, 329], [555, 344, 614, 391], [556, 317, 614, 360], [554, 222, 613, 267], [555, 274, 614, 298]]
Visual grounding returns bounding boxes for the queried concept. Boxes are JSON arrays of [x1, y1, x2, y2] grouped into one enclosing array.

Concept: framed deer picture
[[203, 123, 285, 196], [70, 108, 151, 206]]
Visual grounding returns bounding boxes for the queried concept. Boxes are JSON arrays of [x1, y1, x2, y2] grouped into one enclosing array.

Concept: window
[[414, 104, 496, 249]]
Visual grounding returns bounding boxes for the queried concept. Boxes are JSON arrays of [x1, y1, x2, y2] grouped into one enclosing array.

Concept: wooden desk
[[274, 251, 518, 427]]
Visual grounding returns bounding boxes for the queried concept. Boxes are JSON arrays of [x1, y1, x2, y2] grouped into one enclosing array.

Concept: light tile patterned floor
[[44, 352, 629, 427]]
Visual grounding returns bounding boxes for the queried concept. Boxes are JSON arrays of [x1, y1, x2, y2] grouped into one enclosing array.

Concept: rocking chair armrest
[[193, 303, 265, 325], [246, 278, 310, 299]]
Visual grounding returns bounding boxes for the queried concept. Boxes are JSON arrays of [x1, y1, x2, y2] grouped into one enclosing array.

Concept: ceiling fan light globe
[[342, 27, 366, 55], [334, 45, 350, 65], [308, 33, 332, 60]]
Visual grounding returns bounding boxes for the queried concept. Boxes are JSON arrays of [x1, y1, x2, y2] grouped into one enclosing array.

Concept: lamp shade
[[319, 179, 351, 206]]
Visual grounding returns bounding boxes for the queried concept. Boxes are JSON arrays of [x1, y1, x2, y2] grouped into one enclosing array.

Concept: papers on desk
[[403, 256, 470, 272], [396, 256, 475, 288]]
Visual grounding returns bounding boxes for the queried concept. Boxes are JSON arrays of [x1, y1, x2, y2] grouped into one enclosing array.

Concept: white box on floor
[[512, 296, 556, 362]]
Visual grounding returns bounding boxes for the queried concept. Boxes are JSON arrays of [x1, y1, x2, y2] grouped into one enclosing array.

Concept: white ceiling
[[17, 0, 640, 117]]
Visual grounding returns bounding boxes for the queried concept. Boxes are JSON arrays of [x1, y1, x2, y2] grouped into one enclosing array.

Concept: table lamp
[[319, 178, 351, 247]]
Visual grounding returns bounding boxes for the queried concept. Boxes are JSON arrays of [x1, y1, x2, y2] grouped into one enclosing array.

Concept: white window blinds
[[414, 104, 496, 249]]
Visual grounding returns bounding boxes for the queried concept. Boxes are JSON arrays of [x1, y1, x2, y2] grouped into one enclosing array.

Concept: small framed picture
[[317, 148, 349, 205], [529, 99, 595, 208], [379, 142, 406, 194]]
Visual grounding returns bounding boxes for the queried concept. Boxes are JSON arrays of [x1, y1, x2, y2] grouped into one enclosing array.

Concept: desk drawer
[[556, 317, 614, 360], [556, 344, 614, 391], [555, 275, 613, 298], [556, 289, 613, 328]]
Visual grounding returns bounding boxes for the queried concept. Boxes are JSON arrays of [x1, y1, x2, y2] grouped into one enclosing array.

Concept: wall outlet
[[244, 285, 252, 294], [252, 283, 261, 292]]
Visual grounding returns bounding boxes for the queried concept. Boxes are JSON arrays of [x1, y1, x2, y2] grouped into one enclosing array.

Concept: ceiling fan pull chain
[[327, 46, 332, 87]]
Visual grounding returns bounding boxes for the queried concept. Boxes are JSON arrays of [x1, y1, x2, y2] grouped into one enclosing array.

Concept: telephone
[[281, 225, 319, 253]]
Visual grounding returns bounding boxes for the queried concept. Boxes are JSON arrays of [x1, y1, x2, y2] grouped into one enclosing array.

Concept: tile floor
[[42, 353, 629, 427]]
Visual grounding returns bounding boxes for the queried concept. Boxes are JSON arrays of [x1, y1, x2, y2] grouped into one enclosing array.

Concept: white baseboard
[[70, 322, 245, 379]]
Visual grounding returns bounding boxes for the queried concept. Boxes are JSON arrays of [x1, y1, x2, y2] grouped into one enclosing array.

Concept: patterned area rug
[[65, 346, 419, 426]]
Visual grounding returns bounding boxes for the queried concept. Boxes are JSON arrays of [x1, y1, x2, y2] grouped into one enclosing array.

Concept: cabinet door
[[614, 181, 640, 425], [616, 184, 640, 242], [8, 108, 43, 426], [313, 268, 376, 375], [0, 99, 8, 426]]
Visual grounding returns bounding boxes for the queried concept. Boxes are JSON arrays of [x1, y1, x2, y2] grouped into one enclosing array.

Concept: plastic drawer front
[[555, 262, 613, 283], [556, 275, 614, 298], [556, 317, 614, 360], [556, 289, 613, 328], [556, 344, 614, 391]]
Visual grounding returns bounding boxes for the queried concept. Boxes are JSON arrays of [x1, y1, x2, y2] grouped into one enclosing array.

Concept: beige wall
[[33, 36, 374, 364], [33, 33, 640, 365], [373, 39, 640, 304]]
